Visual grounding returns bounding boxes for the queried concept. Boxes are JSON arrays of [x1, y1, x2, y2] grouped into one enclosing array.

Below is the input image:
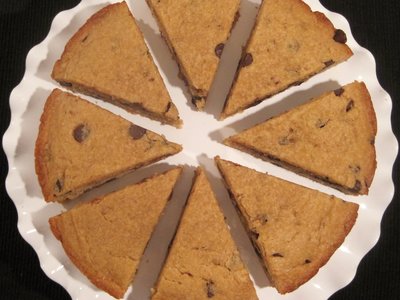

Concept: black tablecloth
[[1, 1, 399, 299]]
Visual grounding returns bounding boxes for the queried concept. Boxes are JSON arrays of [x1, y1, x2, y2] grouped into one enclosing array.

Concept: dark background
[[0, 0, 399, 299]]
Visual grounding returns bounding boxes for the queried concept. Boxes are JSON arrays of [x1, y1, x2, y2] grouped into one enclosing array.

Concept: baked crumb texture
[[215, 157, 359, 294], [146, 0, 241, 110], [49, 167, 182, 299], [224, 81, 377, 195], [52, 2, 182, 127], [152, 168, 258, 300], [35, 89, 182, 203], [221, 0, 353, 119]]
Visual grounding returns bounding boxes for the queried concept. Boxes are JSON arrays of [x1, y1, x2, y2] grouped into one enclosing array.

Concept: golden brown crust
[[49, 216, 61, 241], [53, 3, 120, 75], [215, 157, 359, 294], [349, 81, 377, 191], [50, 215, 126, 298], [224, 81, 377, 195], [221, 0, 353, 119], [52, 2, 181, 127], [273, 205, 358, 293], [34, 89, 62, 202], [49, 167, 183, 299], [35, 89, 182, 202]]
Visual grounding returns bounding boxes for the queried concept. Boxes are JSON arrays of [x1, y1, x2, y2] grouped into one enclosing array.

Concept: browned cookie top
[[35, 89, 182, 202], [152, 168, 258, 300], [147, 0, 240, 109], [222, 0, 353, 118], [52, 2, 181, 126], [224, 81, 377, 195]]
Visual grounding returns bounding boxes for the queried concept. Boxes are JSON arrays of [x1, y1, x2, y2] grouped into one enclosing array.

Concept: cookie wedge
[[152, 168, 258, 300], [52, 1, 181, 127], [224, 81, 377, 195], [215, 157, 359, 294], [221, 0, 353, 119], [49, 167, 182, 299], [147, 0, 240, 110], [35, 89, 182, 202]]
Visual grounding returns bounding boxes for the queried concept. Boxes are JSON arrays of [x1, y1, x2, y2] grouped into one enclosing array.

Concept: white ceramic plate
[[3, 0, 398, 299]]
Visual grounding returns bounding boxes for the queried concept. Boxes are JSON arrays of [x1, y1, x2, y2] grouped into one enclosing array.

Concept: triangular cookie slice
[[224, 81, 377, 195], [49, 167, 182, 299], [215, 157, 359, 294], [221, 0, 353, 118], [35, 89, 182, 202], [147, 0, 240, 110], [52, 2, 181, 127], [152, 168, 258, 300]]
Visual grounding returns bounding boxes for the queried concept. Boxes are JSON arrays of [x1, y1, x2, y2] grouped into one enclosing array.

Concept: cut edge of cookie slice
[[57, 81, 183, 128], [52, 1, 182, 127], [220, 0, 353, 119], [35, 89, 182, 203], [151, 167, 258, 300], [146, 0, 241, 110], [215, 157, 359, 294], [49, 167, 183, 299], [224, 81, 377, 195]]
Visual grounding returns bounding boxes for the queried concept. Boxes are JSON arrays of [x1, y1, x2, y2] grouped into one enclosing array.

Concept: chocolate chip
[[324, 60, 335, 67], [165, 102, 172, 113], [254, 243, 263, 258], [252, 98, 263, 107], [256, 214, 268, 224], [333, 29, 347, 44], [59, 81, 72, 87], [73, 124, 90, 143], [350, 180, 362, 193], [241, 53, 253, 67], [206, 281, 215, 298], [192, 95, 205, 106], [354, 180, 362, 190], [316, 119, 330, 129], [289, 80, 304, 87], [250, 230, 259, 240], [334, 88, 345, 96], [305, 259, 312, 264], [215, 43, 225, 58], [272, 253, 284, 257], [129, 124, 147, 140], [346, 100, 354, 112], [55, 179, 63, 193], [370, 138, 375, 145], [226, 188, 235, 200], [81, 35, 88, 43]]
